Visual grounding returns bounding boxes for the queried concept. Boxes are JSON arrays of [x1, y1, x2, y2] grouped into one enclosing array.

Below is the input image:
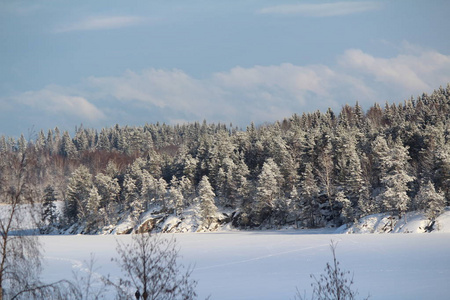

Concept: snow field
[[41, 231, 450, 300]]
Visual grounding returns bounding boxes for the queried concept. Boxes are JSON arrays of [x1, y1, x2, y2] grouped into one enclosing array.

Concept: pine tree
[[74, 128, 89, 151], [415, 180, 446, 222], [97, 129, 111, 151], [179, 175, 195, 205], [169, 185, 185, 216], [95, 172, 120, 220], [376, 138, 415, 220], [435, 141, 450, 203], [254, 158, 283, 224], [35, 130, 46, 152], [42, 185, 57, 225], [156, 178, 168, 210], [197, 176, 218, 229], [316, 136, 336, 223], [299, 163, 320, 228], [123, 174, 144, 223], [335, 191, 353, 224], [86, 186, 101, 227], [335, 128, 365, 205], [60, 131, 76, 157], [17, 134, 27, 154], [65, 165, 93, 223]]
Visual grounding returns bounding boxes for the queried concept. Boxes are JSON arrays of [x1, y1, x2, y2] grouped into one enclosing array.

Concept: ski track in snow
[[45, 256, 83, 269], [44, 255, 105, 281], [195, 243, 329, 271]]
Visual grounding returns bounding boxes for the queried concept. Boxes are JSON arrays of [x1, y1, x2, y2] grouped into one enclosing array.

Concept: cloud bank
[[55, 15, 145, 33], [258, 1, 382, 17], [14, 86, 106, 121], [3, 45, 450, 134]]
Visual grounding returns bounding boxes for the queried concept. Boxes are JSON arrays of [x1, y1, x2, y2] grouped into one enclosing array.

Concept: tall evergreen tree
[[299, 163, 320, 228], [415, 180, 446, 222], [65, 165, 93, 223], [253, 158, 283, 224], [60, 131, 76, 157], [197, 175, 218, 229], [41, 185, 57, 226], [376, 138, 415, 219]]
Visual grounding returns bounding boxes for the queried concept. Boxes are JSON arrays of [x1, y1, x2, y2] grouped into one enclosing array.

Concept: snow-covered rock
[[340, 207, 450, 234]]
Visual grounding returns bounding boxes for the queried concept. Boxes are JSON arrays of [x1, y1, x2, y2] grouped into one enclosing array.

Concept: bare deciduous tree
[[295, 241, 369, 300], [113, 233, 198, 300], [0, 151, 43, 300]]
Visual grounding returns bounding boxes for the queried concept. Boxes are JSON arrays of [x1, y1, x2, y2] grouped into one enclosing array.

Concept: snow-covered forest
[[1, 85, 450, 233]]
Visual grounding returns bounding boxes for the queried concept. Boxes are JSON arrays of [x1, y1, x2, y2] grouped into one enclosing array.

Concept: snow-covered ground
[[3, 204, 450, 299], [41, 231, 450, 300]]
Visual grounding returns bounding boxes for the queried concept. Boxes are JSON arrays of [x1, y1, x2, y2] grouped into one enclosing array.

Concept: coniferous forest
[[1, 85, 449, 233]]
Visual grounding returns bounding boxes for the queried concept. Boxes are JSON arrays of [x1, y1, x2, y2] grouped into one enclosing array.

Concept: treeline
[[1, 85, 450, 232]]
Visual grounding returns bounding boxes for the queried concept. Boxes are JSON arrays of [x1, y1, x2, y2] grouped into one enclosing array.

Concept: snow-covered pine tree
[[299, 163, 320, 228], [139, 169, 157, 210], [254, 158, 283, 224], [155, 178, 168, 210], [197, 175, 218, 229], [17, 134, 27, 154], [215, 167, 228, 205], [229, 155, 251, 210], [35, 130, 46, 153], [60, 131, 76, 158], [41, 185, 57, 225], [335, 128, 365, 206], [123, 174, 143, 223], [379, 138, 415, 220], [169, 185, 184, 216], [97, 128, 111, 151], [179, 175, 195, 205], [435, 141, 450, 203], [74, 128, 89, 151], [415, 180, 446, 222], [65, 165, 93, 223], [335, 191, 353, 225], [317, 135, 337, 223], [95, 172, 121, 224], [86, 186, 101, 228]]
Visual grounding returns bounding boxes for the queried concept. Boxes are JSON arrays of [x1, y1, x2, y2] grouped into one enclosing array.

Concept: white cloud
[[338, 47, 450, 93], [16, 86, 106, 121], [7, 44, 450, 130], [86, 69, 230, 118], [55, 15, 145, 33], [258, 1, 382, 17]]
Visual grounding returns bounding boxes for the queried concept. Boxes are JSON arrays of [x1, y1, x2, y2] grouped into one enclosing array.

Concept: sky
[[1, 0, 449, 137]]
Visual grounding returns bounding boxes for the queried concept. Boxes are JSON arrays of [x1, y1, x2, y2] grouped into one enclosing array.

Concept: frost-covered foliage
[[196, 176, 218, 228], [0, 85, 450, 231], [415, 181, 446, 221]]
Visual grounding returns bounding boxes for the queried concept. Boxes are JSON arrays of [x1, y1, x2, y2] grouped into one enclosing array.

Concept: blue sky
[[1, 0, 449, 137]]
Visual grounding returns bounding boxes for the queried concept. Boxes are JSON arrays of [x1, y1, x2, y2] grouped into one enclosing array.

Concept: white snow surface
[[3, 205, 450, 299], [40, 231, 450, 300]]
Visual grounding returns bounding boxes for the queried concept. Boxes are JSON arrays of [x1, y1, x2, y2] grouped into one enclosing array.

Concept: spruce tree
[[65, 165, 93, 223], [254, 158, 283, 224], [335, 191, 353, 225], [42, 185, 57, 225], [415, 181, 446, 222], [299, 163, 320, 228], [197, 176, 218, 229], [376, 138, 415, 220]]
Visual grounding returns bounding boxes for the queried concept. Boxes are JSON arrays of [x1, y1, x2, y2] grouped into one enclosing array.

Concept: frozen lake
[[40, 231, 450, 299]]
